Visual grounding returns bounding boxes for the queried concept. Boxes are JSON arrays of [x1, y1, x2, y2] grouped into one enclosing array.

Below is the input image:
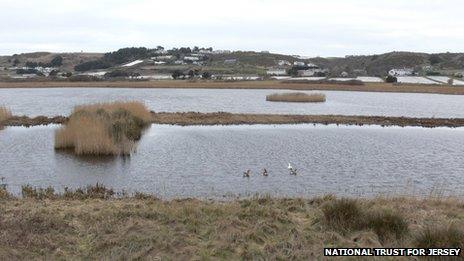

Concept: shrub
[[266, 92, 326, 103], [386, 75, 398, 83], [63, 183, 115, 200], [415, 226, 464, 249], [54, 101, 151, 156]]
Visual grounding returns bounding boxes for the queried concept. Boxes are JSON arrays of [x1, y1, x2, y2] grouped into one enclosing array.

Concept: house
[[184, 56, 200, 62], [266, 68, 288, 76], [152, 55, 173, 61], [224, 59, 237, 64], [388, 68, 414, 76], [293, 61, 306, 67], [340, 71, 349, 77], [154, 61, 166, 65], [278, 60, 291, 66]]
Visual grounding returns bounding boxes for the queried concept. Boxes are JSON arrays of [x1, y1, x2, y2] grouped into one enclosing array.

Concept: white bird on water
[[288, 163, 297, 175]]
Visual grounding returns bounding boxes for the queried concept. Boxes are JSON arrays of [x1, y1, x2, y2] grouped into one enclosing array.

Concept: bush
[[74, 60, 111, 72], [386, 75, 398, 83], [415, 226, 464, 249]]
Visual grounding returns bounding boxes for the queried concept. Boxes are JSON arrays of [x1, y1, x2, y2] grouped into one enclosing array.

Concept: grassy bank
[[0, 186, 463, 259], [266, 92, 326, 103], [4, 112, 464, 128], [54, 101, 151, 155], [1, 80, 464, 95]]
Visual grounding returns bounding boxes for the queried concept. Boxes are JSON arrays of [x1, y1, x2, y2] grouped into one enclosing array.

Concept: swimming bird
[[262, 168, 268, 176], [243, 169, 251, 178], [288, 163, 297, 175]]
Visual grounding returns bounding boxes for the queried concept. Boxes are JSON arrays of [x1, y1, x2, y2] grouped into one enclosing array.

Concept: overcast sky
[[1, 0, 463, 57]]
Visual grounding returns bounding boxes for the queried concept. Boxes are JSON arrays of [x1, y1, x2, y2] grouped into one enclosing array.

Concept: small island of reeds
[[54, 101, 152, 156], [266, 92, 326, 103]]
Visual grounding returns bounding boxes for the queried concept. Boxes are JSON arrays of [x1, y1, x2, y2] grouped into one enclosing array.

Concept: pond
[[1, 124, 463, 198], [1, 88, 464, 118]]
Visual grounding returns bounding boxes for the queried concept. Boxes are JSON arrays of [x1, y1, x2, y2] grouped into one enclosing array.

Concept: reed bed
[[266, 92, 326, 103], [0, 106, 12, 123], [54, 101, 151, 156]]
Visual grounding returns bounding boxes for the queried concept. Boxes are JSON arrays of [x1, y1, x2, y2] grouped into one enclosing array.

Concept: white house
[[184, 56, 200, 62], [388, 68, 414, 76], [278, 60, 291, 66], [152, 55, 173, 61], [267, 68, 288, 76], [293, 61, 306, 67]]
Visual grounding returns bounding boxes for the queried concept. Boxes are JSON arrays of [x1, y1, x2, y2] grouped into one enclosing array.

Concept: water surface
[[1, 124, 463, 198], [1, 88, 464, 117]]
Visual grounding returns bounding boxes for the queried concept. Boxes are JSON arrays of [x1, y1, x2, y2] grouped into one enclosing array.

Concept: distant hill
[[1, 48, 463, 77]]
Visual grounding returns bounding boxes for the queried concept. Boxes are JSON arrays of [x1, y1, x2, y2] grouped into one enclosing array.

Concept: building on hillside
[[184, 56, 200, 62], [340, 71, 349, 77], [293, 61, 306, 67], [224, 59, 237, 64], [266, 68, 288, 76], [388, 68, 414, 76], [278, 60, 291, 66], [154, 61, 166, 65]]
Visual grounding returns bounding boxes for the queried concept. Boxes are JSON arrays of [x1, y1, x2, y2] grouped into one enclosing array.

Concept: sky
[[1, 0, 463, 57]]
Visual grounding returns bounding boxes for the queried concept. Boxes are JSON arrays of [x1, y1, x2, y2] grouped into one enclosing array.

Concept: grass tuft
[[266, 92, 326, 103], [54, 101, 151, 155], [322, 198, 408, 242], [415, 226, 464, 249]]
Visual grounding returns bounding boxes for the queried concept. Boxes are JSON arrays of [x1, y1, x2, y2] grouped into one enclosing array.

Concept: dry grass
[[0, 106, 12, 123], [54, 101, 151, 155], [266, 92, 326, 103], [0, 190, 463, 259]]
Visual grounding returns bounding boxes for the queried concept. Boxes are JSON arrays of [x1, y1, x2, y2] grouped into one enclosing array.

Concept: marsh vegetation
[[266, 92, 326, 103], [54, 101, 151, 155], [0, 106, 11, 123], [0, 186, 463, 259]]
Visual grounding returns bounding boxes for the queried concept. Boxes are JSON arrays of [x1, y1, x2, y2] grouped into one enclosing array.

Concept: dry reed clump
[[266, 92, 326, 103], [0, 106, 12, 123], [54, 101, 151, 156]]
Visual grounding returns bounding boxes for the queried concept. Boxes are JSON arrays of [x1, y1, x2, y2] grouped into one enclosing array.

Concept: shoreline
[[3, 112, 464, 128], [1, 80, 464, 95]]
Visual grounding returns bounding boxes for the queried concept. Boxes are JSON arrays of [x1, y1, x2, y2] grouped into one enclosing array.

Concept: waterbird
[[243, 170, 251, 178], [262, 168, 268, 176]]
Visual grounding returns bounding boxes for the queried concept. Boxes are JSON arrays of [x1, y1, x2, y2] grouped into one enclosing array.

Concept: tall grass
[[0, 106, 12, 122], [266, 92, 326, 103], [322, 198, 408, 242], [55, 101, 151, 155]]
